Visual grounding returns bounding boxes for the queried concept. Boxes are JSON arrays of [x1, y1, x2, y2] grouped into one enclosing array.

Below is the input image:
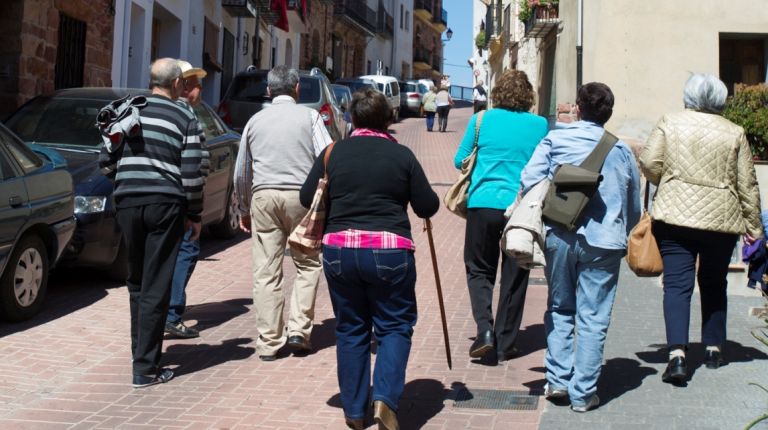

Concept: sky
[[441, 0, 474, 88]]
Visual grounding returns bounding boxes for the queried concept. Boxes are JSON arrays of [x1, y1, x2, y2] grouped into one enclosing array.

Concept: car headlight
[[74, 196, 107, 214]]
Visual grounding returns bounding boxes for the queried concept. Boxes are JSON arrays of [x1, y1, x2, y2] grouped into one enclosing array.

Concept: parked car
[[0, 124, 75, 321], [331, 84, 353, 136], [217, 67, 347, 141], [357, 75, 401, 121], [399, 80, 428, 116], [5, 88, 241, 279], [334, 77, 377, 94]]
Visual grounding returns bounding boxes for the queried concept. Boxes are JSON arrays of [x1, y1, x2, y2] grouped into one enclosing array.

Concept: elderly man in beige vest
[[233, 65, 332, 361]]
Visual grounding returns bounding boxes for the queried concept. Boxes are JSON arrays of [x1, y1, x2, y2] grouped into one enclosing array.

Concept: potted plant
[[518, 0, 559, 23], [475, 30, 486, 56], [723, 83, 768, 160]]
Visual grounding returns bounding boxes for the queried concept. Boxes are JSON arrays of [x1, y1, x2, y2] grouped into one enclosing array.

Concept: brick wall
[[0, 0, 113, 117]]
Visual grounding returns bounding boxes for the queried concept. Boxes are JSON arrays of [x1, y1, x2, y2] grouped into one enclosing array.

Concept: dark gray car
[[0, 125, 75, 321], [218, 68, 347, 140]]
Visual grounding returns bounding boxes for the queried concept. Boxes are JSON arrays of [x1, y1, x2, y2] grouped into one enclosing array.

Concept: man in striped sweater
[[99, 58, 206, 388]]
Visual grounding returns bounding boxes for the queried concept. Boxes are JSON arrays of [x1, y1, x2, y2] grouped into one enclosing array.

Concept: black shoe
[[661, 356, 687, 384], [259, 354, 277, 362], [705, 349, 724, 369], [287, 335, 312, 352], [497, 347, 519, 362], [132, 368, 174, 388], [469, 330, 495, 358], [165, 321, 200, 338]]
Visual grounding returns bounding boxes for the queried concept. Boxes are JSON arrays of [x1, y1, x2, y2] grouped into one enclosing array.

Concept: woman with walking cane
[[300, 89, 439, 430]]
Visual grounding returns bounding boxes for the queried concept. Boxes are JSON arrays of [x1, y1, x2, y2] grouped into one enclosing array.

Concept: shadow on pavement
[[164, 337, 255, 377], [0, 269, 119, 337], [182, 297, 252, 332], [515, 323, 547, 357], [597, 357, 657, 406], [326, 378, 448, 429], [198, 230, 249, 261]]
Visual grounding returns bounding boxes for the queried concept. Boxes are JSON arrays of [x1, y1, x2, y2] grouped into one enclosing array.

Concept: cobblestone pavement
[[1, 105, 766, 429]]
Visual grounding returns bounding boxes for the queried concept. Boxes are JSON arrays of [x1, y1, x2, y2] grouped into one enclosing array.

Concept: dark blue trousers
[[322, 245, 417, 420], [167, 228, 200, 324], [652, 222, 737, 348]]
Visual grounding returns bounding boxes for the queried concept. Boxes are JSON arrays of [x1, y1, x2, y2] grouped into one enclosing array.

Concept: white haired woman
[[640, 73, 763, 385]]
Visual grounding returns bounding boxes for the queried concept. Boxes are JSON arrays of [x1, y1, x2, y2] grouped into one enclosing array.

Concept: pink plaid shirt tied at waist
[[323, 128, 413, 250]]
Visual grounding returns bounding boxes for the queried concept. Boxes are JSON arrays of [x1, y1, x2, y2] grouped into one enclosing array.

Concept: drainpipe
[[576, 0, 583, 89]]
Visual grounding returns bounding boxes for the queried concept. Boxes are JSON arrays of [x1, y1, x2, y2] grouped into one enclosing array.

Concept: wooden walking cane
[[424, 218, 452, 369]]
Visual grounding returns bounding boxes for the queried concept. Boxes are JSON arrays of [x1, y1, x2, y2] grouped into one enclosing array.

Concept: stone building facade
[[0, 0, 113, 117], [412, 0, 446, 82]]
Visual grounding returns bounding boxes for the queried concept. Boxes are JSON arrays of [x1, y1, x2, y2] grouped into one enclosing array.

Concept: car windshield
[[229, 75, 321, 104], [6, 97, 106, 148], [400, 83, 418, 93], [332, 87, 348, 101], [337, 81, 375, 93]]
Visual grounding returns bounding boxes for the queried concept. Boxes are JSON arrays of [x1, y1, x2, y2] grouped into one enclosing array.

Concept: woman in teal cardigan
[[453, 69, 548, 363]]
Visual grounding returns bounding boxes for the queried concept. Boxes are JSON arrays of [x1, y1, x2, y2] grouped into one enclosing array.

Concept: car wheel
[[0, 234, 49, 322], [210, 188, 240, 239]]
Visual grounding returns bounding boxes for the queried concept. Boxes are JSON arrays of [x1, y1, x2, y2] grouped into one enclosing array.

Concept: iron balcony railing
[[334, 0, 377, 35], [414, 47, 432, 66], [432, 7, 447, 27], [376, 5, 394, 38], [414, 0, 433, 16], [524, 4, 559, 38]]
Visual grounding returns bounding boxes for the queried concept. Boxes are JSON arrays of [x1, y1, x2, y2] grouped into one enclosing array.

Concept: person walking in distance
[[99, 58, 206, 388], [435, 86, 454, 132], [421, 85, 438, 132], [233, 66, 332, 361], [473, 79, 488, 113], [164, 60, 210, 339]]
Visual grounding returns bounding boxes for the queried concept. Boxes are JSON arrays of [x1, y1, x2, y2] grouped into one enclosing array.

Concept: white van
[[358, 75, 401, 121]]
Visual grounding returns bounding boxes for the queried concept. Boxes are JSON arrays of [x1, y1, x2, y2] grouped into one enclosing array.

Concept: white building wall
[[365, 0, 395, 76], [471, 0, 489, 88], [393, 0, 413, 80], [112, 0, 255, 105]]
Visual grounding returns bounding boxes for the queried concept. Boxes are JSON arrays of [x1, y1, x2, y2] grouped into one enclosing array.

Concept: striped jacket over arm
[[99, 94, 206, 221]]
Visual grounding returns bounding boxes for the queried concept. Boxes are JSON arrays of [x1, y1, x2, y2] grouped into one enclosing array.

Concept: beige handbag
[[626, 185, 663, 277], [444, 111, 485, 218], [288, 142, 335, 253]]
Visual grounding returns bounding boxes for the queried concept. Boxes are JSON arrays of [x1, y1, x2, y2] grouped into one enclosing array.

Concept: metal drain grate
[[452, 388, 541, 410], [529, 277, 548, 285]]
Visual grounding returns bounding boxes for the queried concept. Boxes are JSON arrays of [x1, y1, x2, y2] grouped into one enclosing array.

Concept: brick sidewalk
[[0, 106, 549, 429]]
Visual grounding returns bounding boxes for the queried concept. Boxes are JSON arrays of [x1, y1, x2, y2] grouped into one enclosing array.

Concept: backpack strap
[[579, 131, 618, 172]]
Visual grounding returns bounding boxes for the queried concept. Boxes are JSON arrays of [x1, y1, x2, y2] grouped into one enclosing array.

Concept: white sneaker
[[571, 395, 599, 413], [544, 383, 568, 400]]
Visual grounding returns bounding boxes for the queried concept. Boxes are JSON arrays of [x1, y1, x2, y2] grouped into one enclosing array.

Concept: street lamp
[[444, 28, 453, 42]]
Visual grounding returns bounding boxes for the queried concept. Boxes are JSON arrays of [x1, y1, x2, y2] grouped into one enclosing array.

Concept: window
[[54, 14, 86, 90], [400, 4, 404, 29], [3, 130, 42, 173], [405, 11, 410, 31], [193, 105, 224, 141], [720, 35, 768, 94]]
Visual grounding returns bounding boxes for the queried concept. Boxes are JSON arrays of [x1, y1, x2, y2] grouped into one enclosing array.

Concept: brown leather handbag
[[626, 184, 663, 277], [288, 142, 335, 253], [443, 111, 485, 218]]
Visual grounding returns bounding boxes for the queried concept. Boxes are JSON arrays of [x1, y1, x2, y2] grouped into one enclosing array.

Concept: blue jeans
[[322, 245, 417, 420], [167, 228, 200, 324], [543, 230, 623, 407], [425, 111, 435, 131]]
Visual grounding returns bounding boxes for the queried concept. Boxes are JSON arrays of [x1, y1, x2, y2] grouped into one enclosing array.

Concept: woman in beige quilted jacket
[[639, 73, 763, 386]]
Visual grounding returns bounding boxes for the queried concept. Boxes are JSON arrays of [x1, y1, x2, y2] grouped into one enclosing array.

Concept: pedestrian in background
[[99, 58, 206, 388], [473, 79, 488, 113], [639, 73, 763, 385], [233, 65, 332, 362], [454, 70, 548, 364], [519, 82, 641, 412], [421, 85, 437, 132], [301, 88, 439, 430], [164, 60, 210, 339], [435, 86, 453, 132]]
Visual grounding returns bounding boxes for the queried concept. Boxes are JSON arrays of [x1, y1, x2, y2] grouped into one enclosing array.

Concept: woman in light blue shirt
[[519, 82, 641, 412], [453, 69, 547, 364]]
